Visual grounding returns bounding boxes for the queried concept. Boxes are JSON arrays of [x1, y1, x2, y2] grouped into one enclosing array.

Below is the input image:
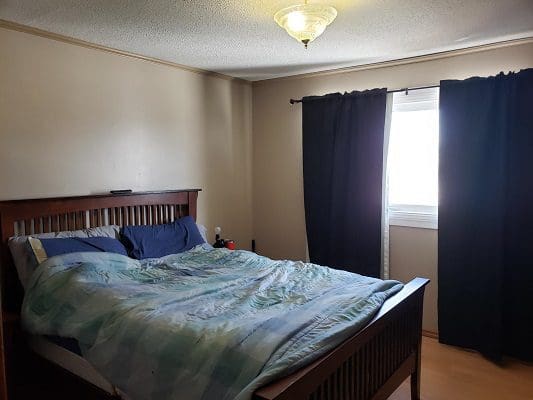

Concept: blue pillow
[[39, 237, 128, 258], [120, 216, 205, 259]]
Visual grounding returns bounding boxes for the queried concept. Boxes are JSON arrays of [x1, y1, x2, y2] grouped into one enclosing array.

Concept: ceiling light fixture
[[274, 0, 337, 48]]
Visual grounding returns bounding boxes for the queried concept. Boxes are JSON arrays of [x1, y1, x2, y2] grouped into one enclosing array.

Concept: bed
[[0, 189, 428, 400]]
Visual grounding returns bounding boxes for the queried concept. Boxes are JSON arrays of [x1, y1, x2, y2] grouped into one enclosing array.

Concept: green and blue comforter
[[22, 245, 403, 400]]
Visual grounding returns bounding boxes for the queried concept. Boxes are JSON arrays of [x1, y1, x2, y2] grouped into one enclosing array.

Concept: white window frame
[[387, 87, 439, 230], [388, 204, 438, 229]]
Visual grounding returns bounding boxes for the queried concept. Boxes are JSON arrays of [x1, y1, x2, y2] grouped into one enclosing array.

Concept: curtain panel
[[302, 89, 387, 278], [438, 69, 533, 361]]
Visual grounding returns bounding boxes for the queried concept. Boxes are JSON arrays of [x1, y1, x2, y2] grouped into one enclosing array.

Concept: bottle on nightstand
[[213, 227, 225, 248]]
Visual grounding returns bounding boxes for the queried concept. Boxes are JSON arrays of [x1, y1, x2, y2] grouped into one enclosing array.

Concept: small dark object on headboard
[[110, 190, 133, 194]]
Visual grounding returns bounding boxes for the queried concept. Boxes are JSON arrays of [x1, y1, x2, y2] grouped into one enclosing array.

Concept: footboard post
[[410, 297, 424, 400], [410, 345, 421, 400]]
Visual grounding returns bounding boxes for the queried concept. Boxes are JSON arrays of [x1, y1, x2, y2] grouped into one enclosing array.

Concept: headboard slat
[[51, 215, 58, 232], [135, 206, 141, 225], [90, 210, 96, 227], [76, 211, 84, 230], [42, 217, 49, 234], [67, 213, 74, 231], [23, 220, 30, 236], [165, 205, 169, 223], [150, 205, 155, 225]]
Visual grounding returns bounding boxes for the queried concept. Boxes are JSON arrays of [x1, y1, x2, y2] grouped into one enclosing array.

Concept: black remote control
[[110, 190, 133, 194]]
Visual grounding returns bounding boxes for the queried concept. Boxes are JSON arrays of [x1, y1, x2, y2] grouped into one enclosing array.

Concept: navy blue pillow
[[120, 216, 205, 259], [39, 237, 128, 257]]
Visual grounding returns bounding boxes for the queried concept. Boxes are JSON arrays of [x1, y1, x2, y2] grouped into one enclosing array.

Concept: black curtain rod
[[289, 84, 440, 104]]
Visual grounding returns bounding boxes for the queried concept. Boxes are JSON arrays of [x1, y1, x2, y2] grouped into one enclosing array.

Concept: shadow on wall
[[198, 76, 253, 248]]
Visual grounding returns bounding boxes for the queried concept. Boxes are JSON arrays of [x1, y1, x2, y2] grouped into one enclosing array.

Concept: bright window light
[[387, 87, 439, 228], [388, 110, 439, 205]]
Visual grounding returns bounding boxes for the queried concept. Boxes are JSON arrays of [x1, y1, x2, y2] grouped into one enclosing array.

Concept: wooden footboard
[[254, 278, 429, 400]]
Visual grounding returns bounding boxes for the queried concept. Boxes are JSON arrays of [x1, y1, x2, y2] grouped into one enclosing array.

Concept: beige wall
[[389, 226, 438, 332], [0, 27, 253, 248], [252, 42, 533, 332]]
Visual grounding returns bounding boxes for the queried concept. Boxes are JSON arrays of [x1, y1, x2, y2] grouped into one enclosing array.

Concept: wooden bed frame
[[0, 189, 428, 400]]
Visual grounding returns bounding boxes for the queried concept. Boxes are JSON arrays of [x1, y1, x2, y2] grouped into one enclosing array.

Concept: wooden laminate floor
[[389, 337, 533, 400]]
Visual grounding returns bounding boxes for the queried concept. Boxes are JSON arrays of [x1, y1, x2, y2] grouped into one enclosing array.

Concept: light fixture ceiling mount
[[274, 0, 337, 48]]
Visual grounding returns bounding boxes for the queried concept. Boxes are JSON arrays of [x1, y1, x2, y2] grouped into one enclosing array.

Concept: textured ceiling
[[1, 0, 532, 81]]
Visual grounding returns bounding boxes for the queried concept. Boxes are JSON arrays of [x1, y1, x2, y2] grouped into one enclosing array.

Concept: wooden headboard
[[0, 189, 200, 313]]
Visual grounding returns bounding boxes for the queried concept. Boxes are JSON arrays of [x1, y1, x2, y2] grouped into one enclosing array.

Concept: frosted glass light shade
[[274, 3, 337, 48]]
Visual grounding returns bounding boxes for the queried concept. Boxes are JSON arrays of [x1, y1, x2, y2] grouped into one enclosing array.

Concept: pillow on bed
[[8, 225, 120, 289], [29, 237, 128, 264], [120, 216, 205, 259], [196, 223, 208, 243]]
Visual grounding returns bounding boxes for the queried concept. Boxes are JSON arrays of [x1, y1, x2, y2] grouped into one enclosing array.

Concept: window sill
[[388, 209, 438, 230]]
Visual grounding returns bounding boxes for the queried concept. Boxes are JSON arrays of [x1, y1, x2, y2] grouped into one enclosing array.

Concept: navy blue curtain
[[439, 69, 533, 362], [302, 89, 387, 277]]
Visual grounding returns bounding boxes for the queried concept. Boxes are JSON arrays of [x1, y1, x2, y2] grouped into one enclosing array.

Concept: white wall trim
[[253, 36, 533, 85], [0, 19, 250, 84]]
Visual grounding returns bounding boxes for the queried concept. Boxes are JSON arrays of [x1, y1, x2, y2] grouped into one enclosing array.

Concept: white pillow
[[8, 225, 120, 289], [196, 223, 208, 243]]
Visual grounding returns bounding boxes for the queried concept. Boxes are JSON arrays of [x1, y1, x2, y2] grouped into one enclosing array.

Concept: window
[[386, 87, 439, 229]]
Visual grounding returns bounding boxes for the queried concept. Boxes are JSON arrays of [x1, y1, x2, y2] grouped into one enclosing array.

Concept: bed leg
[[410, 334, 422, 400], [410, 368, 420, 400]]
